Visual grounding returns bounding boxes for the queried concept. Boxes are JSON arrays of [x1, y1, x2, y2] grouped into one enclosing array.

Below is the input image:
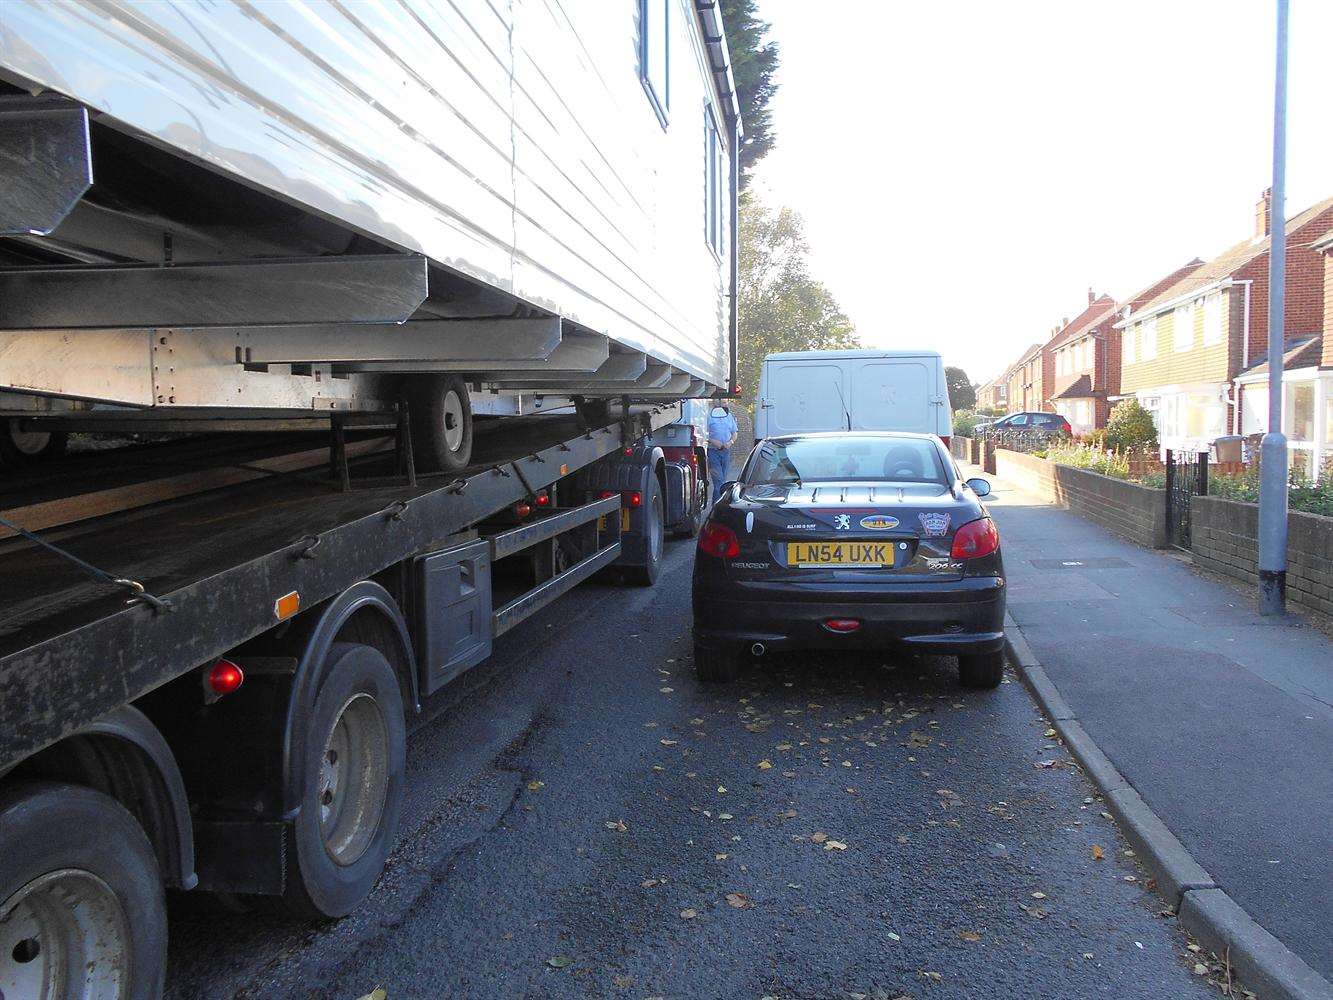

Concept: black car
[[691, 432, 1005, 687]]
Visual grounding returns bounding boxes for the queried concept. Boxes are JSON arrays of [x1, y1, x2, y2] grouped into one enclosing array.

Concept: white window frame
[[1141, 317, 1158, 361], [639, 0, 670, 128], [704, 105, 724, 256], [1174, 304, 1194, 352], [1124, 324, 1137, 364], [1202, 292, 1223, 346]]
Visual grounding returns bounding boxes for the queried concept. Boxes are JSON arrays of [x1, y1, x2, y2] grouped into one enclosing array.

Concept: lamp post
[[1258, 0, 1289, 615]]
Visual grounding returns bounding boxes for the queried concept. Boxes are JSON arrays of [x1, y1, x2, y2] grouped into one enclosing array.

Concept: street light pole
[[1258, 0, 1289, 615]]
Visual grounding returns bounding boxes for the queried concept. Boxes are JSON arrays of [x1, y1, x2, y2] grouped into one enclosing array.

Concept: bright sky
[[750, 0, 1333, 386]]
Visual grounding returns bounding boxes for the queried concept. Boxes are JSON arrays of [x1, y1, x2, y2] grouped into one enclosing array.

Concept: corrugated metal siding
[[0, 0, 730, 387]]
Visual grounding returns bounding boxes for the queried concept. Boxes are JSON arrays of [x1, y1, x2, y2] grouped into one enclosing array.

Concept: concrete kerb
[[1003, 613, 1333, 1000]]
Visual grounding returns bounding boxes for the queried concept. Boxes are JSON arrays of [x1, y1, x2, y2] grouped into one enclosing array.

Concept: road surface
[[166, 540, 1221, 1000]]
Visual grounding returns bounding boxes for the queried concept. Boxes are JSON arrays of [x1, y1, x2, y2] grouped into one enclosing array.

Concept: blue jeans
[[707, 448, 730, 506]]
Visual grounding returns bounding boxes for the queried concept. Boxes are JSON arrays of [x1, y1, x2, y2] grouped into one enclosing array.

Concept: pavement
[[164, 540, 1221, 1000], [969, 463, 1333, 991]]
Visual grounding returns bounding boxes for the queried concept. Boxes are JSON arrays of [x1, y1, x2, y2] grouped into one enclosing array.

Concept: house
[[1044, 291, 1119, 433], [1232, 226, 1333, 478], [1006, 344, 1044, 413], [975, 374, 1009, 412], [1115, 191, 1333, 455]]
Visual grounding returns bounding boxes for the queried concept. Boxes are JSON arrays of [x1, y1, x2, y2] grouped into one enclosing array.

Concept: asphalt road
[[165, 540, 1221, 1000]]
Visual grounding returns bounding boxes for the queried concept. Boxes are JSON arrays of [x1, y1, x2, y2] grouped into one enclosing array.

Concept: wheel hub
[[0, 869, 128, 999], [440, 391, 465, 452], [318, 693, 390, 866], [7, 420, 51, 457]]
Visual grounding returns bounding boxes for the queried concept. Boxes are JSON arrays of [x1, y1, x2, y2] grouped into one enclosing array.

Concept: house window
[[639, 0, 669, 126], [1124, 325, 1137, 363], [1288, 383, 1314, 442], [1174, 305, 1193, 351], [1202, 293, 1223, 346], [1141, 317, 1158, 360], [704, 107, 724, 254]]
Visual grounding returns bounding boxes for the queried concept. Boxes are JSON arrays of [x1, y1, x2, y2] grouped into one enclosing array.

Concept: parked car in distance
[[692, 431, 1005, 687], [980, 411, 1072, 438], [754, 350, 953, 446]]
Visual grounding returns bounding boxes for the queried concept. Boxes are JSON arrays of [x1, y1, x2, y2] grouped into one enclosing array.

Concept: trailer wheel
[[283, 643, 406, 920], [0, 781, 166, 1000], [410, 375, 473, 472], [0, 419, 67, 469], [626, 475, 664, 586]]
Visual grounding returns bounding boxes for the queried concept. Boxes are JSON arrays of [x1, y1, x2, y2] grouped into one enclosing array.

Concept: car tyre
[[0, 780, 167, 1000], [626, 475, 664, 586], [958, 651, 1004, 689], [694, 641, 739, 683], [281, 642, 406, 920]]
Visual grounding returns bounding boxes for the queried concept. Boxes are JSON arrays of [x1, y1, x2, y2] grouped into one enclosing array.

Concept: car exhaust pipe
[[750, 642, 766, 657]]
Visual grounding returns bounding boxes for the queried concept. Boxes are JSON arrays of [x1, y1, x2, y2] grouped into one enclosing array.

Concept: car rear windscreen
[[745, 436, 947, 485]]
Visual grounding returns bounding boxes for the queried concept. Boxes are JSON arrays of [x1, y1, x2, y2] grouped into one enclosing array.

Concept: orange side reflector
[[274, 591, 300, 621], [559, 463, 569, 475]]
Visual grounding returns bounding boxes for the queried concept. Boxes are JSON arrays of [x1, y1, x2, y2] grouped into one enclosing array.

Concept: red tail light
[[697, 521, 740, 558], [599, 490, 616, 500], [940, 435, 951, 451], [627, 491, 642, 507], [514, 502, 532, 517], [207, 659, 244, 696], [534, 492, 550, 507], [823, 618, 861, 633], [951, 517, 1000, 560]]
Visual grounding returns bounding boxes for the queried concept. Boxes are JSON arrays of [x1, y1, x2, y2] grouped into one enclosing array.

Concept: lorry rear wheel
[[410, 375, 473, 472], [626, 476, 664, 586], [0, 781, 166, 1000], [0, 419, 67, 469], [282, 643, 406, 920]]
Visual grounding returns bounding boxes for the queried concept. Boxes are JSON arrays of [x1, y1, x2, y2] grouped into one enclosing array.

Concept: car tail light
[[627, 490, 642, 507], [823, 618, 861, 633], [698, 521, 740, 558], [535, 492, 550, 507], [939, 435, 951, 451], [951, 517, 1000, 560]]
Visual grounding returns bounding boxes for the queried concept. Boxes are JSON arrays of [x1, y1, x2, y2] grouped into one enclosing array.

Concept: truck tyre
[[0, 419, 67, 469], [626, 474, 664, 586], [410, 375, 473, 473], [958, 651, 1004, 689], [283, 643, 406, 920], [0, 780, 167, 1000], [694, 642, 739, 683]]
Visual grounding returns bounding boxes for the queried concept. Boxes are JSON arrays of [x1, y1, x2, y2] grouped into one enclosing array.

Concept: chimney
[[1088, 287, 1095, 305], [1256, 188, 1272, 238]]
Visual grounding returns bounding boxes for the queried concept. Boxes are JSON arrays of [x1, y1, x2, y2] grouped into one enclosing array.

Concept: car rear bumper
[[692, 575, 1006, 655]]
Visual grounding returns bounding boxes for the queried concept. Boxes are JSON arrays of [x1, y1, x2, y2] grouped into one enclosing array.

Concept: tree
[[721, 0, 779, 187], [736, 197, 859, 415], [1105, 399, 1158, 451], [945, 367, 976, 411]]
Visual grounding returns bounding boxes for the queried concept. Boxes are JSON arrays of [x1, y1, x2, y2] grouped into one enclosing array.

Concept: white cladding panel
[[0, 0, 731, 387]]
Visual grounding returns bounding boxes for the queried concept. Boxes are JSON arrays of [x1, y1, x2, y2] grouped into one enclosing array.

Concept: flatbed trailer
[[0, 399, 707, 997]]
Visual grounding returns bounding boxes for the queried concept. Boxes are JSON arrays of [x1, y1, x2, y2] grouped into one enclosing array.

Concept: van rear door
[[762, 360, 849, 435], [847, 358, 938, 433]]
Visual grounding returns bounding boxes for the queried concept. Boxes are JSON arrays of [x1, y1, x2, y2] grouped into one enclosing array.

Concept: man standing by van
[[707, 401, 739, 505]]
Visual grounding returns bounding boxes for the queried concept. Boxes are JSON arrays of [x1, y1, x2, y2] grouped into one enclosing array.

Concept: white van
[[754, 350, 953, 444]]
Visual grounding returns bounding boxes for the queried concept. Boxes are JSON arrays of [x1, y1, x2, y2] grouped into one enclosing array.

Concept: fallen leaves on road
[[725, 892, 753, 909], [1020, 904, 1048, 920], [679, 908, 697, 920], [1034, 759, 1067, 770], [356, 989, 387, 1000], [659, 739, 677, 747], [1091, 844, 1104, 861], [546, 956, 572, 969], [526, 780, 544, 791], [811, 831, 828, 843], [641, 878, 660, 888], [605, 819, 628, 833], [906, 731, 932, 748], [824, 840, 848, 851], [959, 930, 982, 943]]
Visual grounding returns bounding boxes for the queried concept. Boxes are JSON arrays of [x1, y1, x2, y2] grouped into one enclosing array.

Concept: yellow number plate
[[787, 541, 893, 567], [596, 510, 633, 533]]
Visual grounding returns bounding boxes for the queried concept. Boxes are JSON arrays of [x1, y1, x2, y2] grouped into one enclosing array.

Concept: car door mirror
[[965, 477, 992, 497]]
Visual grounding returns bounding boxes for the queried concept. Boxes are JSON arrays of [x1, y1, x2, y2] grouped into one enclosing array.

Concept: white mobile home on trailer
[[0, 0, 738, 464]]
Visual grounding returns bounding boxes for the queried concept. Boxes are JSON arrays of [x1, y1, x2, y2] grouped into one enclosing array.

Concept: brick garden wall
[[994, 448, 1168, 549], [1191, 496, 1333, 619]]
